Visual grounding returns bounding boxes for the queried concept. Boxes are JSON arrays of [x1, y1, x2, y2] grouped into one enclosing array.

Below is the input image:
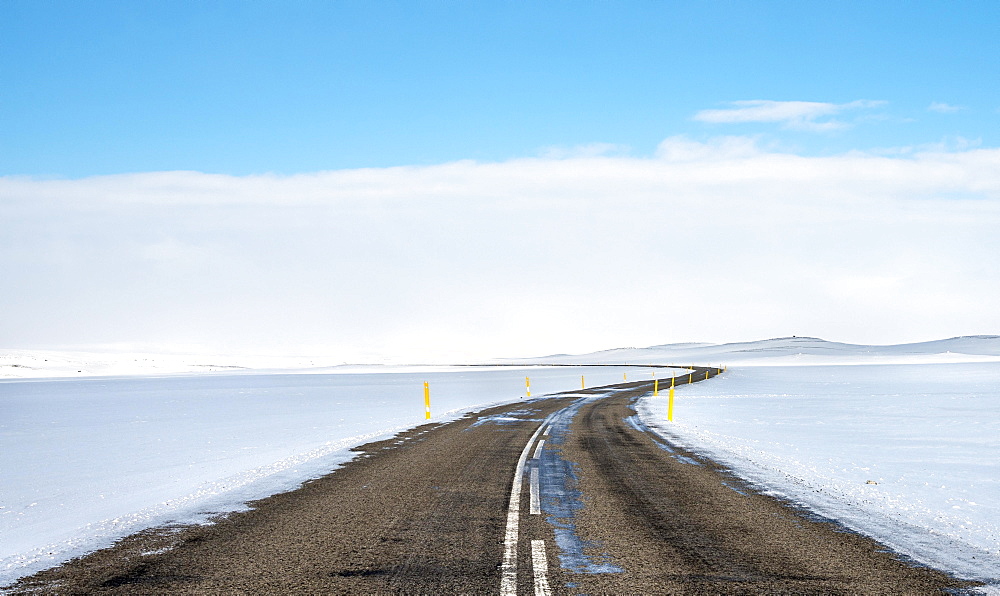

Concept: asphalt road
[[6, 367, 977, 594]]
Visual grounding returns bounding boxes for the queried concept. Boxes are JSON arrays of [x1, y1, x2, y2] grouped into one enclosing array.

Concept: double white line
[[500, 420, 554, 596]]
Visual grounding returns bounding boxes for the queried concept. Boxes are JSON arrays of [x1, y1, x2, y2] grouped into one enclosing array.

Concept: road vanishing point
[[6, 366, 977, 595]]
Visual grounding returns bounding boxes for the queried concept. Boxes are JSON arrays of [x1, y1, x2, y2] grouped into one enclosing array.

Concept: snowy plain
[[640, 363, 1000, 587], [0, 364, 637, 586], [631, 338, 1000, 590], [2, 336, 1000, 589]]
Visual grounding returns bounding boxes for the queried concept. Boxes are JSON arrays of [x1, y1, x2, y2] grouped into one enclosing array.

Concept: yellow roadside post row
[[425, 365, 725, 422], [667, 365, 724, 422]]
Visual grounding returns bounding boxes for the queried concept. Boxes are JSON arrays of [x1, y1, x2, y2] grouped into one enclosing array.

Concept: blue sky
[[2, 2, 999, 360], [3, 1, 998, 177]]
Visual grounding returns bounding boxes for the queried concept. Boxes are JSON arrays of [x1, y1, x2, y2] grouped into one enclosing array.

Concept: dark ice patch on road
[[467, 409, 542, 429], [538, 397, 624, 575]]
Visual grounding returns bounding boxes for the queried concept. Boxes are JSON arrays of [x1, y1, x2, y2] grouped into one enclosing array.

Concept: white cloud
[[865, 136, 983, 156], [693, 99, 886, 132], [654, 135, 762, 161], [2, 139, 999, 361], [928, 101, 965, 113], [538, 142, 630, 159]]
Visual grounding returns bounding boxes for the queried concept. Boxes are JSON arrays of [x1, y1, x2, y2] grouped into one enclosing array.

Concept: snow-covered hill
[[514, 335, 1000, 366], [5, 336, 999, 380]]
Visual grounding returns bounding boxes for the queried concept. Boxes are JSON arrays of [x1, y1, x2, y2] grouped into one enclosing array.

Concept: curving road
[[6, 367, 975, 594]]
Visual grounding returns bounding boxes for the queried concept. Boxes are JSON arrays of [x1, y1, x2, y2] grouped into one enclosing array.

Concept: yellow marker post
[[423, 382, 431, 420], [654, 378, 659, 396], [624, 372, 628, 381], [705, 370, 710, 381], [526, 376, 531, 398], [671, 375, 675, 389], [688, 372, 693, 384], [668, 385, 675, 421], [581, 375, 585, 389]]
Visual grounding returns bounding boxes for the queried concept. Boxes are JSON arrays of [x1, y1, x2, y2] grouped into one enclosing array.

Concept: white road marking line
[[500, 416, 552, 596], [531, 540, 552, 596], [529, 466, 540, 515], [542, 424, 551, 436], [501, 507, 520, 596], [532, 439, 545, 459]]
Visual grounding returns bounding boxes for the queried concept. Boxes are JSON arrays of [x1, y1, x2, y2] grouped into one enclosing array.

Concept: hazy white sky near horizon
[[2, 2, 999, 361], [4, 140, 999, 361]]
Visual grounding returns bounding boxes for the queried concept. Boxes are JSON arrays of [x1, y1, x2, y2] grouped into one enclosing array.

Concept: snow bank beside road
[[639, 362, 1000, 587]]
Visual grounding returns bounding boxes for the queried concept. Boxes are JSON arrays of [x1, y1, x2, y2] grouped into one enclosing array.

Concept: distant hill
[[5, 336, 1000, 378], [506, 336, 1000, 366]]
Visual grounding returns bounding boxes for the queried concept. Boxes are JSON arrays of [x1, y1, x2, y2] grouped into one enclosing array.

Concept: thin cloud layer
[[693, 100, 886, 132], [928, 101, 965, 113], [2, 139, 999, 361]]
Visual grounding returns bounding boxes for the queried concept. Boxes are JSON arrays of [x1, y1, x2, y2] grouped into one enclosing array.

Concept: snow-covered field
[[639, 358, 1000, 589], [3, 336, 1000, 589], [0, 364, 638, 586]]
